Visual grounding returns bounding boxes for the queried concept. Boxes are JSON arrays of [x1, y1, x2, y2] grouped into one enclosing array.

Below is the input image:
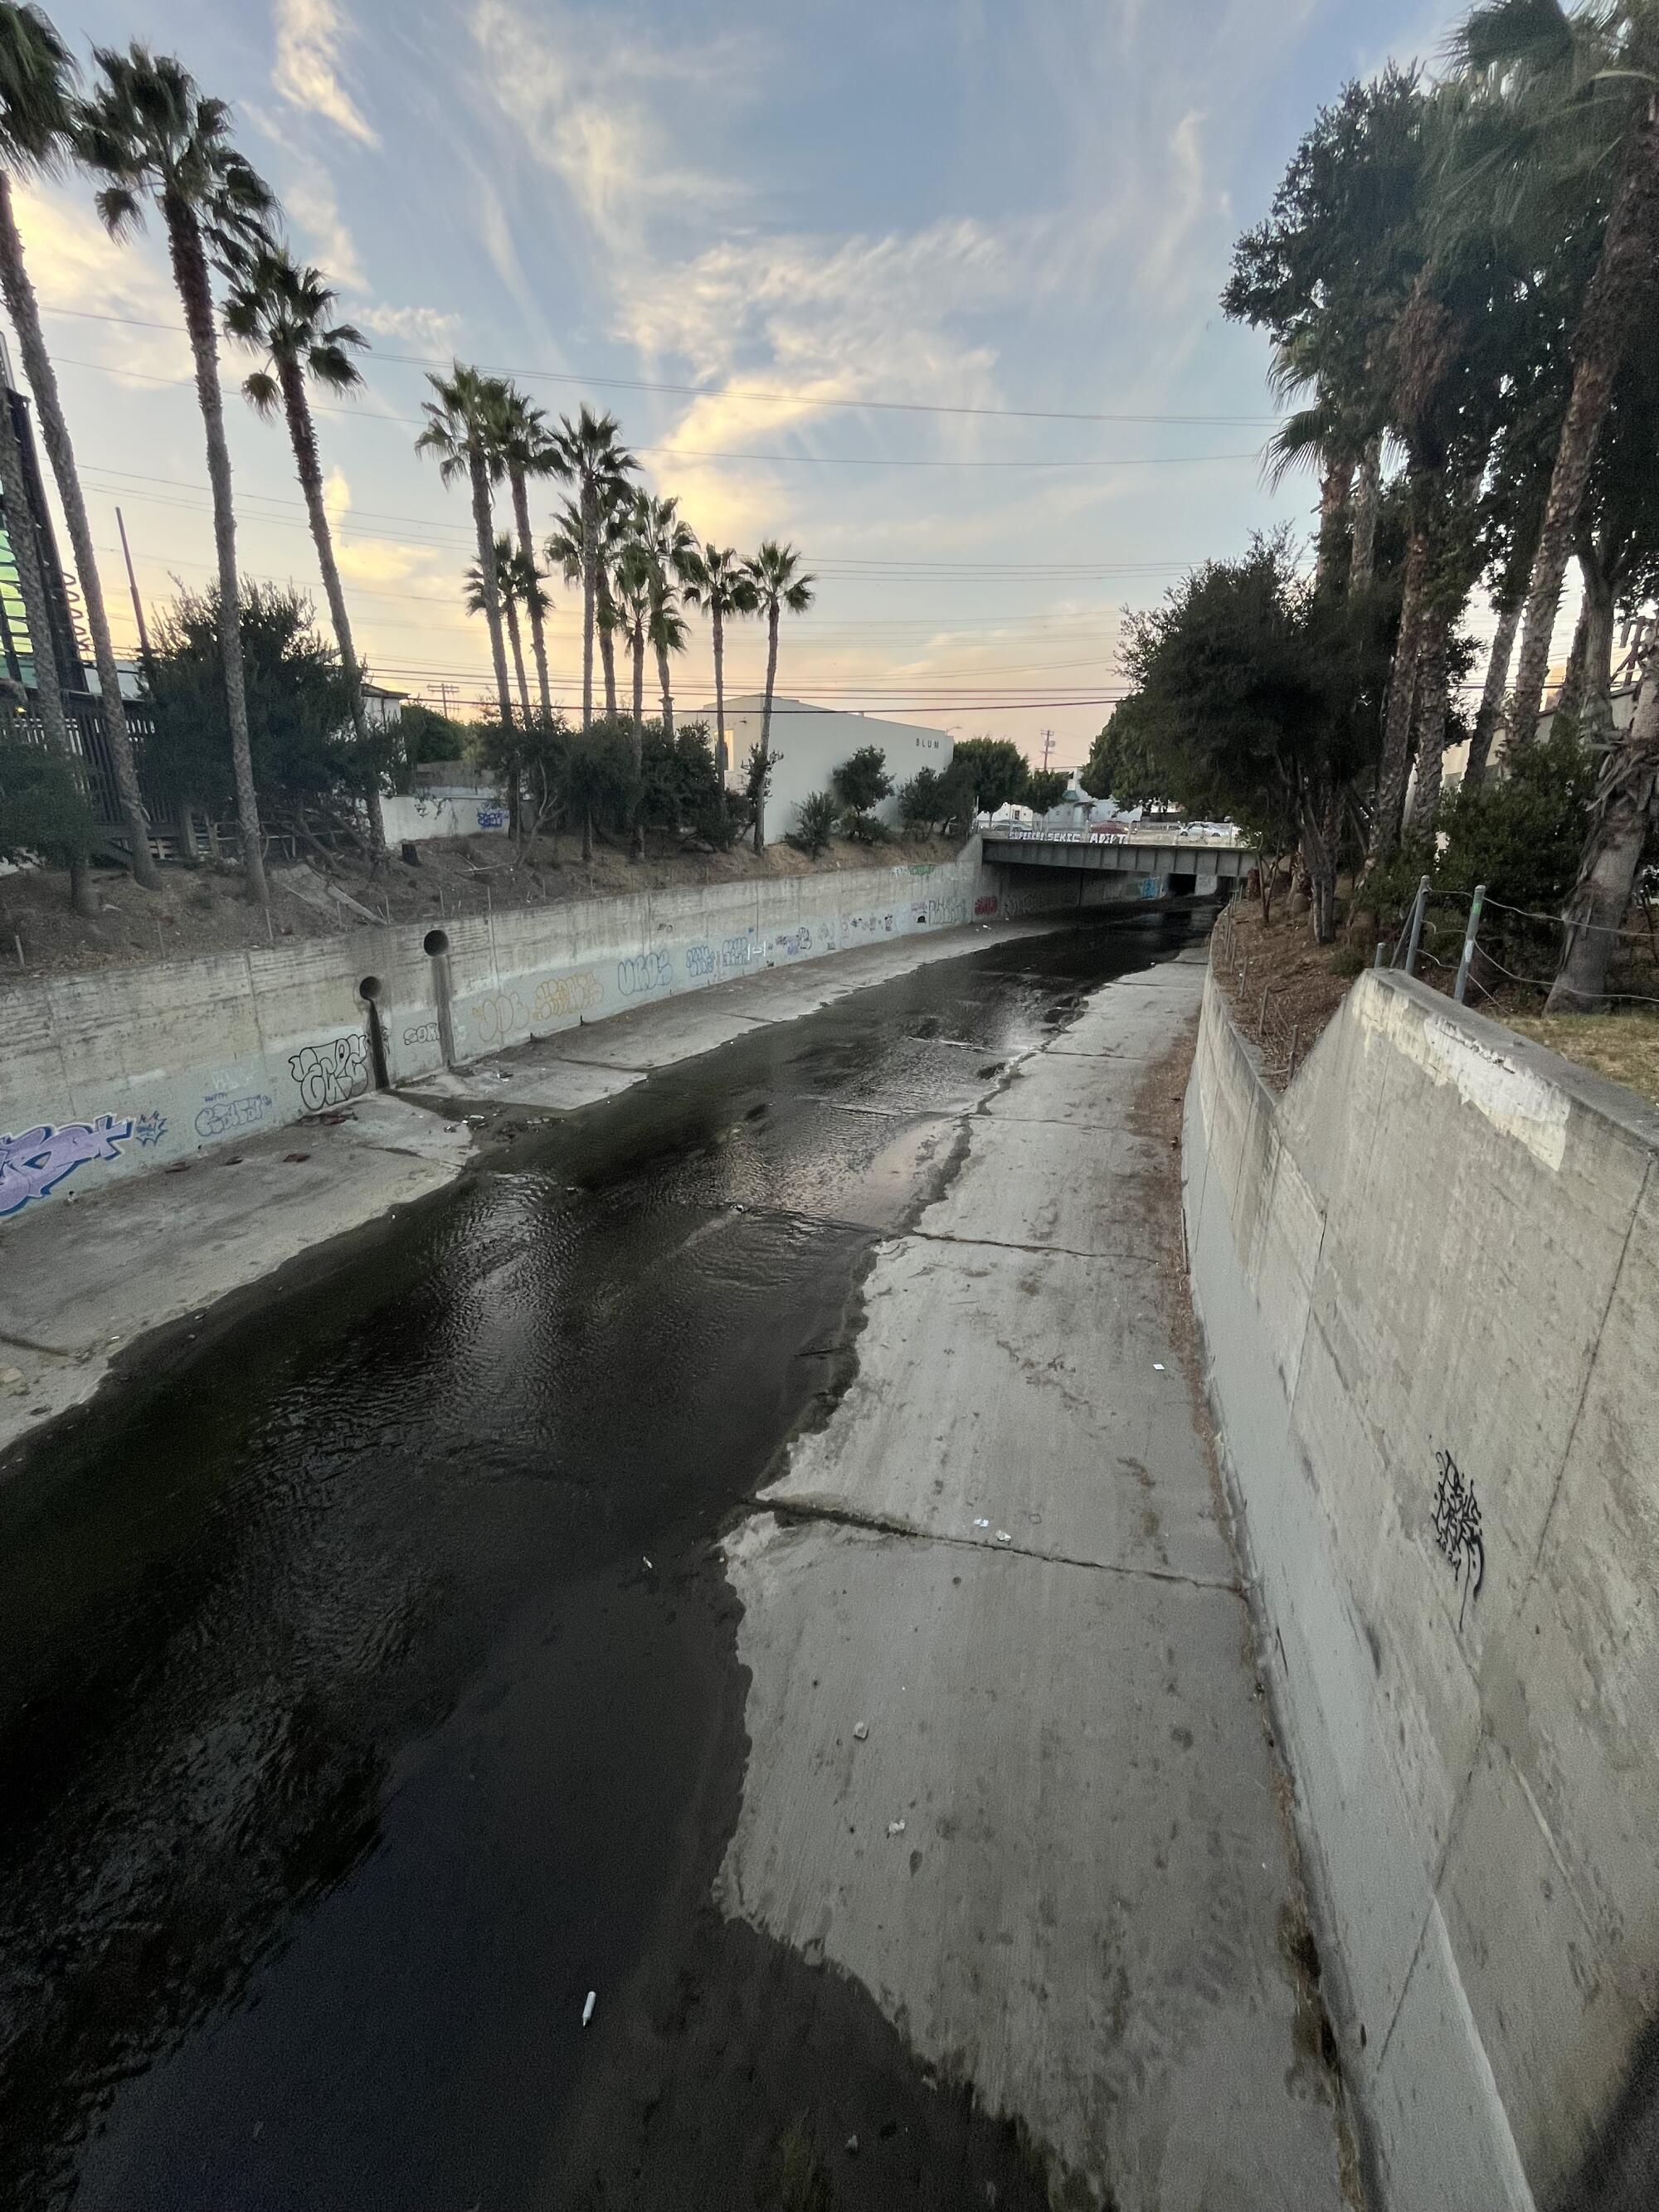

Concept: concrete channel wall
[[1183, 962, 1659, 2211], [0, 846, 1082, 1223]]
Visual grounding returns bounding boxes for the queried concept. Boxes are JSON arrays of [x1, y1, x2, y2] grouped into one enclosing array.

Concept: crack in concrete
[[907, 1227, 1165, 1266], [758, 1494, 1242, 1594]]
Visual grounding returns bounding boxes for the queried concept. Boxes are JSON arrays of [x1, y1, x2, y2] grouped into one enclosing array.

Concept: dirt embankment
[[0, 829, 961, 981]]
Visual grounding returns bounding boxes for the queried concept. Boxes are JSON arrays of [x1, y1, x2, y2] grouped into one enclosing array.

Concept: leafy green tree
[[1082, 701, 1170, 807], [832, 744, 892, 812], [145, 585, 392, 841], [470, 710, 568, 843], [742, 541, 814, 851], [1026, 767, 1070, 814], [0, 2, 156, 885], [639, 717, 724, 838], [789, 789, 839, 857], [80, 42, 275, 902], [225, 245, 387, 867], [396, 702, 465, 791], [564, 717, 635, 863], [949, 737, 1029, 815], [0, 727, 95, 881]]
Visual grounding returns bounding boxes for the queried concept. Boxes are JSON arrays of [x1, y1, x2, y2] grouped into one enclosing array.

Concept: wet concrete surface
[[0, 918, 1197, 2212]]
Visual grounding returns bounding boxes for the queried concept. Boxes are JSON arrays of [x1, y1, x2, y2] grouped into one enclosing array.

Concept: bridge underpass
[[982, 828, 1252, 914]]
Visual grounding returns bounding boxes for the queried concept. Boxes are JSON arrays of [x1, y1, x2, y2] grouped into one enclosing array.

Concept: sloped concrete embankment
[[0, 844, 1079, 1225], [1184, 962, 1659, 2210]]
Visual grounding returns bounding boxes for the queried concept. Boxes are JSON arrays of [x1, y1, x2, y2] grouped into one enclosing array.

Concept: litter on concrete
[[581, 1991, 596, 2028], [887, 1820, 906, 1836], [853, 1721, 869, 1740], [995, 1530, 1011, 1544], [973, 1517, 990, 1529], [1153, 1362, 1165, 1371]]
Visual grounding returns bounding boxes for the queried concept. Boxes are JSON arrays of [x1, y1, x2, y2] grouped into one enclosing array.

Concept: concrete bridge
[[982, 826, 1252, 910]]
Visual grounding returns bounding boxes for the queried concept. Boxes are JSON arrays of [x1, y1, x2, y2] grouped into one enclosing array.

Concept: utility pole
[[115, 506, 154, 678], [1039, 727, 1054, 774]]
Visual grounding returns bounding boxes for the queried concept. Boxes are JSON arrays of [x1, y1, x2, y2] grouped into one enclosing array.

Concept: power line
[[38, 301, 1282, 427]]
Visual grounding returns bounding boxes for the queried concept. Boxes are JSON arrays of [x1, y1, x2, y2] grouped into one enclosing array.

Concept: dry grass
[[1503, 1013, 1659, 1109]]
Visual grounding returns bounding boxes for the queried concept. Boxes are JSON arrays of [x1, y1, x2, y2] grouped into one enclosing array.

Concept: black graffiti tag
[[288, 1034, 370, 1112], [1433, 1447, 1485, 1631]]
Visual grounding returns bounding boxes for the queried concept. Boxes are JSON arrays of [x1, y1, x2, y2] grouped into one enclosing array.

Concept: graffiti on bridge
[[1432, 1447, 1485, 1631], [289, 1034, 371, 1111], [616, 950, 673, 998], [470, 990, 528, 1048], [195, 1093, 273, 1139], [0, 1115, 134, 1217], [402, 1021, 441, 1049], [534, 971, 603, 1021], [134, 1111, 168, 1148], [975, 895, 1000, 918]]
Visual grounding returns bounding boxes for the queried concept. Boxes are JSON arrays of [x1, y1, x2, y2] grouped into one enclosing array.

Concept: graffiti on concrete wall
[[616, 950, 673, 998], [774, 926, 812, 958], [134, 1111, 168, 1148], [195, 1093, 273, 1139], [686, 942, 717, 980], [533, 971, 602, 1022], [721, 934, 760, 971], [1432, 1447, 1485, 1630], [402, 1020, 441, 1049], [476, 805, 508, 830], [469, 990, 528, 1048], [0, 1115, 134, 1217], [975, 895, 1000, 918], [288, 1034, 370, 1111]]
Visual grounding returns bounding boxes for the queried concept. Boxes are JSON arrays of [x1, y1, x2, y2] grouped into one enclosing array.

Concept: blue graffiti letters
[[0, 1115, 135, 1218]]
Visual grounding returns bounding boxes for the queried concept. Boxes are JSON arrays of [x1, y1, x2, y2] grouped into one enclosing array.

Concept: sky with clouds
[[17, 0, 1474, 767]]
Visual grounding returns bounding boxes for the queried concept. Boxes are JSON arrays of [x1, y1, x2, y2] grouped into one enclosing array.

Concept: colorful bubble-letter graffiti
[[0, 1115, 135, 1218]]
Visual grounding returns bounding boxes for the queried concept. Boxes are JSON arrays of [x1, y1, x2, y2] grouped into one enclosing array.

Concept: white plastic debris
[[887, 1820, 906, 1837], [845, 2134, 859, 2155], [995, 1530, 1011, 1544], [581, 1990, 596, 2028], [973, 1517, 990, 1529], [853, 1722, 869, 1741], [1153, 1362, 1165, 1371], [643, 1557, 653, 1571]]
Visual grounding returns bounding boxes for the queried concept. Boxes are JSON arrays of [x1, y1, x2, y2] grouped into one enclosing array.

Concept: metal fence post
[[1402, 874, 1431, 977], [1453, 883, 1486, 1005], [1374, 939, 1386, 969]]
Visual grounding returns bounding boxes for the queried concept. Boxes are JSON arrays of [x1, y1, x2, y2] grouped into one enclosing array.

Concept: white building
[[713, 695, 951, 831]]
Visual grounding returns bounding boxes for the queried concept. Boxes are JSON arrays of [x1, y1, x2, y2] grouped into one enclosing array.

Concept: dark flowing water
[[0, 919, 1193, 2211]]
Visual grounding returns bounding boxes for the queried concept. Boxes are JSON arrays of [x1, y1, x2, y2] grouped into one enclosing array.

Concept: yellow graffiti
[[533, 971, 603, 1021]]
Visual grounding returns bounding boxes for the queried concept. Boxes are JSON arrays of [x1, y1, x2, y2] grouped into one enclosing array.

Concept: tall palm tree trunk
[[164, 190, 266, 904], [0, 387, 94, 915], [1369, 515, 1430, 865], [631, 624, 645, 729], [1408, 601, 1450, 831], [596, 566, 619, 719], [1509, 127, 1659, 746], [1579, 536, 1617, 750], [712, 604, 727, 778], [655, 639, 674, 739], [508, 463, 552, 721], [1554, 599, 1590, 725], [580, 482, 596, 728], [504, 596, 532, 722], [1465, 596, 1522, 790], [279, 358, 386, 869], [0, 175, 158, 889], [754, 607, 779, 854], [1349, 435, 1383, 591], [467, 452, 514, 731], [1546, 669, 1659, 1011], [1315, 456, 1352, 595]]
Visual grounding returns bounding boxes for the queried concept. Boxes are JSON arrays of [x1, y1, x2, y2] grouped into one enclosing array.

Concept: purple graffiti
[[0, 1115, 135, 1218]]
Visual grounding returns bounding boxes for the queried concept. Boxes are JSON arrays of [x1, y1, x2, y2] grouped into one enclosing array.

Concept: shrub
[[841, 808, 890, 845], [0, 736, 96, 868], [832, 744, 893, 812], [788, 789, 839, 857]]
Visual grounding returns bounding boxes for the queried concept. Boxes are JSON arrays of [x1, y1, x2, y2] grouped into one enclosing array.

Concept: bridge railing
[[981, 824, 1249, 849]]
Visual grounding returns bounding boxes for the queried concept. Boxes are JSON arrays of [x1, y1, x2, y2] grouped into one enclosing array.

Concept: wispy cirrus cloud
[[353, 302, 460, 351], [274, 0, 380, 146]]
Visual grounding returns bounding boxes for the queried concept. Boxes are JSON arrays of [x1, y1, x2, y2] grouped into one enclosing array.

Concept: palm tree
[[592, 482, 631, 721], [0, 4, 156, 886], [545, 405, 635, 729], [80, 44, 275, 902], [742, 540, 815, 853], [490, 382, 555, 721], [683, 542, 757, 779], [1447, 0, 1659, 745], [612, 539, 652, 729], [0, 377, 93, 912], [465, 533, 544, 723], [1348, 433, 1384, 589], [416, 362, 515, 737], [630, 492, 698, 745], [224, 244, 387, 868]]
